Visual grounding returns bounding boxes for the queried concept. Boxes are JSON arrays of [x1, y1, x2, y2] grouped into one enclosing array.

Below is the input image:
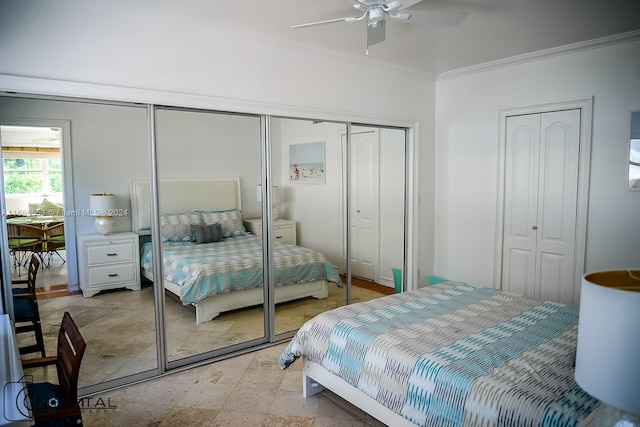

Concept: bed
[[130, 178, 341, 323], [279, 281, 599, 427]]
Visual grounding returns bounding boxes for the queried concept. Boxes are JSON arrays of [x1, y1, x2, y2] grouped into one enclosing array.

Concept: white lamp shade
[[90, 193, 116, 234], [256, 185, 280, 203], [89, 193, 116, 216], [574, 270, 640, 415]]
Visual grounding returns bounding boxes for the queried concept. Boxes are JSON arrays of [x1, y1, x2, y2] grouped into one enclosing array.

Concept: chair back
[[13, 254, 40, 293], [7, 223, 45, 239], [56, 312, 86, 403], [44, 222, 64, 238], [25, 254, 40, 292]]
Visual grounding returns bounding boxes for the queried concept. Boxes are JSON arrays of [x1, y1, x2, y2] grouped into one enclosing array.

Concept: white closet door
[[350, 130, 379, 280], [503, 114, 540, 298], [502, 109, 580, 304], [536, 110, 580, 303]]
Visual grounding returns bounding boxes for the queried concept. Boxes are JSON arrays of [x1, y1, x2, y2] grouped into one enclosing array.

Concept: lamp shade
[[89, 193, 116, 216], [89, 193, 116, 234], [256, 185, 280, 203], [574, 270, 640, 415]]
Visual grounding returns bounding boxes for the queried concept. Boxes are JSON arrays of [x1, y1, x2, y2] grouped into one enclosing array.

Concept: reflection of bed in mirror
[[130, 178, 340, 323]]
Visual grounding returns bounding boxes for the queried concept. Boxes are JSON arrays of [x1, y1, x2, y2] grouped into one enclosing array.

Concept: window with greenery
[[3, 157, 62, 195]]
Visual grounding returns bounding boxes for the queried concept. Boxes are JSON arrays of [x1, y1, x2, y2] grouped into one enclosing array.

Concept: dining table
[[6, 215, 64, 227]]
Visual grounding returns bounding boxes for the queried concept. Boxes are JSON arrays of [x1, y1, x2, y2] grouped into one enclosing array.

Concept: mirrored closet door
[[154, 107, 266, 363], [0, 95, 157, 391]]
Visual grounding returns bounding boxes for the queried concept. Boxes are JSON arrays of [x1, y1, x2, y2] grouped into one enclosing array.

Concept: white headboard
[[130, 177, 242, 233]]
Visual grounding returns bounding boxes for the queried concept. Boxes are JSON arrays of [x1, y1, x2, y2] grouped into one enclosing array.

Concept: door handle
[[532, 226, 538, 230]]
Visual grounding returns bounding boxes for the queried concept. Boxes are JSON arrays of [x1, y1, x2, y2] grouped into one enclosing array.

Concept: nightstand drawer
[[274, 227, 295, 244], [88, 263, 137, 286], [87, 243, 135, 265], [244, 218, 297, 245]]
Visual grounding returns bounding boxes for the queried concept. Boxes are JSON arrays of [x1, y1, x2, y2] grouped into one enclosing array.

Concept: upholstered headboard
[[130, 177, 242, 233]]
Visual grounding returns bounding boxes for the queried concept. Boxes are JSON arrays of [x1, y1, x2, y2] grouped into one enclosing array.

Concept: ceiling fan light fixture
[[383, 1, 402, 12]]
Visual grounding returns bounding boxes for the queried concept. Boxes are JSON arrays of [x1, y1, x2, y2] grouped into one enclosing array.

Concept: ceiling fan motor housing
[[369, 7, 385, 22]]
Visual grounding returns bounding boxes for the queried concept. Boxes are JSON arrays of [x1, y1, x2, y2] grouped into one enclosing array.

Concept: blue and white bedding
[[279, 281, 598, 427], [141, 234, 342, 305]]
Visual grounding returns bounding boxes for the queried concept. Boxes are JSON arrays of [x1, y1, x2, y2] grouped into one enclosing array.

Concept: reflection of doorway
[[350, 130, 379, 281], [1, 125, 68, 289]]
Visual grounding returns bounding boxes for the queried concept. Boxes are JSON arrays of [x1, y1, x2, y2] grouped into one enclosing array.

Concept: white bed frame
[[130, 177, 328, 323], [303, 358, 416, 427]]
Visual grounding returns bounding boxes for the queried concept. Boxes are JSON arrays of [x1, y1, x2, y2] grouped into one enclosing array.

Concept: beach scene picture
[[289, 141, 325, 184]]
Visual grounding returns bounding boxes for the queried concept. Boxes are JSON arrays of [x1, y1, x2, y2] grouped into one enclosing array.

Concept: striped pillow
[[160, 213, 202, 242], [201, 209, 246, 238]]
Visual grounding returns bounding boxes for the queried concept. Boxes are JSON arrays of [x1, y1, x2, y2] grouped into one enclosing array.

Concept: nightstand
[[77, 232, 140, 297], [243, 218, 297, 245]]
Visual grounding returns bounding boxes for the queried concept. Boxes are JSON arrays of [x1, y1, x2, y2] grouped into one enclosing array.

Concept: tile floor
[[77, 342, 385, 426]]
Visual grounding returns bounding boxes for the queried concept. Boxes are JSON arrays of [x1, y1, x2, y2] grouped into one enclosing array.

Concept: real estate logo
[[3, 375, 117, 422]]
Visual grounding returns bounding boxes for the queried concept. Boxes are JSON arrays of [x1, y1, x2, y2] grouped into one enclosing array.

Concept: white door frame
[[494, 97, 593, 305], [0, 117, 78, 293]]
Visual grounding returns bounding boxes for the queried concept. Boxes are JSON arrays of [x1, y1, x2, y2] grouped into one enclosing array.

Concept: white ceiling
[[208, 0, 640, 75]]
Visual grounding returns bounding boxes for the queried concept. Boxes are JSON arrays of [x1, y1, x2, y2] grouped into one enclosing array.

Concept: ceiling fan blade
[[395, 0, 424, 10], [396, 9, 466, 26], [291, 16, 359, 28], [367, 20, 386, 47]]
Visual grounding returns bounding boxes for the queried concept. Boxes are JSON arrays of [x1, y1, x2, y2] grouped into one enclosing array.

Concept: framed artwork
[[289, 141, 326, 184]]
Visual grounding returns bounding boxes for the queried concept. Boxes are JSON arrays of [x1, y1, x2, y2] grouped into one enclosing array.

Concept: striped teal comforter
[[279, 282, 598, 427], [141, 235, 342, 305]]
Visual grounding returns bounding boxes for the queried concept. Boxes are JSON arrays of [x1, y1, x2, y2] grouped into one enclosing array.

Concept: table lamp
[[575, 270, 640, 426], [256, 185, 280, 220], [90, 193, 116, 234]]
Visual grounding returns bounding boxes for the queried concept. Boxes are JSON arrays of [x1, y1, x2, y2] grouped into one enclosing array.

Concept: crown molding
[[437, 30, 640, 81]]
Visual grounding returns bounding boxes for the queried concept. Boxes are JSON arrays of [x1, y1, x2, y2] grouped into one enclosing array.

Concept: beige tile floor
[[77, 342, 385, 426]]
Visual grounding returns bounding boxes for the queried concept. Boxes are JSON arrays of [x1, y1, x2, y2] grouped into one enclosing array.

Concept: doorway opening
[[1, 125, 68, 295]]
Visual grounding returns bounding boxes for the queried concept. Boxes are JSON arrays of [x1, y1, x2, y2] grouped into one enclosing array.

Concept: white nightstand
[[77, 232, 140, 297], [243, 218, 297, 245]]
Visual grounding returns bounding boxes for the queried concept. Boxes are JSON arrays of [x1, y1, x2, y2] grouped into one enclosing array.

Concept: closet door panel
[[536, 110, 580, 301], [502, 114, 539, 297]]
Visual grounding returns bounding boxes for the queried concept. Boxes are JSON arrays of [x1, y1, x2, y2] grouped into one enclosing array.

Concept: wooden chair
[[7, 223, 44, 274], [12, 254, 46, 358], [22, 312, 87, 427], [42, 222, 66, 267]]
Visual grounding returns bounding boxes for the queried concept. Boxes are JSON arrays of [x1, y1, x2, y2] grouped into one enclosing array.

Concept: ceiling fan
[[292, 0, 466, 52]]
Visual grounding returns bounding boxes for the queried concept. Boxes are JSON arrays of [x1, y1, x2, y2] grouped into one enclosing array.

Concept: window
[[3, 157, 62, 195]]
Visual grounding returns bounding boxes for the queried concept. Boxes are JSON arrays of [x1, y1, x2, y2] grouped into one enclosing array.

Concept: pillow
[[39, 198, 64, 216], [191, 223, 222, 244], [200, 209, 246, 238], [160, 213, 202, 242]]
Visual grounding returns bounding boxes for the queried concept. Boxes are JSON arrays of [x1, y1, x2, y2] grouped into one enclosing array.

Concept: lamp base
[[591, 403, 640, 427], [95, 216, 115, 235]]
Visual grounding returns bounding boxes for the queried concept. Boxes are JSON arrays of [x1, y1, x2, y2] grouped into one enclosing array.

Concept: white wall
[[435, 39, 640, 288]]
